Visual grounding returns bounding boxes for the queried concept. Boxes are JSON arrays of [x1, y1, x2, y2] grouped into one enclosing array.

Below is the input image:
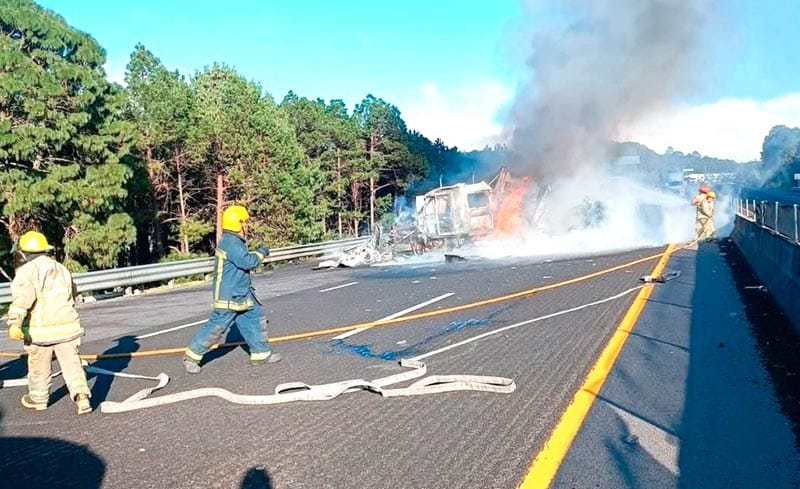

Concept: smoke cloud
[[508, 0, 716, 181], [374, 0, 732, 268]]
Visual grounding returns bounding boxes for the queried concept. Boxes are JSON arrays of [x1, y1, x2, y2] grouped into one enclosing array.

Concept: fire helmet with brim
[[707, 191, 716, 199], [18, 231, 54, 253], [222, 205, 250, 232]]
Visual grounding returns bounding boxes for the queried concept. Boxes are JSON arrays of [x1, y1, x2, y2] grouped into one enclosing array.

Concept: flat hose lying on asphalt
[[0, 360, 515, 413], [97, 359, 514, 413]]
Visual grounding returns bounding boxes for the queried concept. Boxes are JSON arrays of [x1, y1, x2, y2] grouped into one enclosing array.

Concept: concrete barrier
[[731, 215, 800, 332]]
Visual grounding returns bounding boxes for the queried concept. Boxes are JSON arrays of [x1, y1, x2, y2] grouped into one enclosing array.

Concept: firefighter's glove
[[8, 324, 24, 341], [256, 244, 270, 258]]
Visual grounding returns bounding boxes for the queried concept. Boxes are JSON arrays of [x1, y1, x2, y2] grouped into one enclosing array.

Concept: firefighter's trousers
[[24, 337, 90, 403], [185, 299, 272, 363], [695, 216, 715, 240]]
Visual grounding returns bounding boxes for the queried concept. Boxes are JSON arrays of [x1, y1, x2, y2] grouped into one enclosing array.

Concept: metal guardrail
[[735, 197, 800, 246], [0, 236, 368, 305]]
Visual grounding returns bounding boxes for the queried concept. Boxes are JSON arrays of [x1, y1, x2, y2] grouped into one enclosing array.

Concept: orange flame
[[484, 176, 532, 240]]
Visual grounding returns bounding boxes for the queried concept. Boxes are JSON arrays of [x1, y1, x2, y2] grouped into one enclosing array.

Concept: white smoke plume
[[472, 170, 698, 261]]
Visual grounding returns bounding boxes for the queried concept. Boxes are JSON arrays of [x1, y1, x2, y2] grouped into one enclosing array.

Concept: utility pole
[[369, 175, 375, 232]]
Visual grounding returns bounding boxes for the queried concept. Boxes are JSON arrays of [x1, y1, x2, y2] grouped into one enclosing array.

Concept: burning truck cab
[[318, 169, 520, 268], [415, 182, 495, 247]]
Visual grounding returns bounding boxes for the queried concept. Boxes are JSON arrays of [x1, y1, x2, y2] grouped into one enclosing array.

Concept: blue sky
[[35, 0, 800, 161], [36, 0, 522, 107]]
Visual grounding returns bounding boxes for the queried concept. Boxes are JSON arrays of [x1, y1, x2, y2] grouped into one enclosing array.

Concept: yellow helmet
[[18, 231, 54, 253], [707, 191, 716, 199], [222, 205, 250, 232]]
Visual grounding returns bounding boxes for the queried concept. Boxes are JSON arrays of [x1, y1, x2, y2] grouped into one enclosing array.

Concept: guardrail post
[[775, 201, 780, 233], [795, 204, 798, 243]]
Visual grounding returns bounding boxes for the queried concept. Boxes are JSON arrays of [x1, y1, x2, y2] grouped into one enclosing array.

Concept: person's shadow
[[0, 407, 106, 488], [0, 357, 28, 384], [86, 335, 140, 408], [240, 466, 274, 489]]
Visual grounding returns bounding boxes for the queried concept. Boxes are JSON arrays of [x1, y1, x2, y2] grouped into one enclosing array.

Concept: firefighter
[[6, 231, 91, 414], [183, 205, 281, 373], [695, 191, 716, 241]]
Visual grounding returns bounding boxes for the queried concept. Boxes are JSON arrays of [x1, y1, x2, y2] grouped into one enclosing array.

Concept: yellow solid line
[[517, 244, 676, 489]]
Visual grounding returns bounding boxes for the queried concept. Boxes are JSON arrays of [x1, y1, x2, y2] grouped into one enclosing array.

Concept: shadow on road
[[0, 407, 106, 488], [0, 356, 27, 382], [720, 239, 800, 446], [677, 238, 800, 487], [88, 335, 140, 407], [240, 466, 274, 489]]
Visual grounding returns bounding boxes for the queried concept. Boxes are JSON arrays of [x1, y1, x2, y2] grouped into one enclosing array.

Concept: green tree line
[[0, 0, 463, 274]]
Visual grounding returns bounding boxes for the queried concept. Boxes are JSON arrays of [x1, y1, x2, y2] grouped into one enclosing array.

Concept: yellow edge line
[[517, 243, 676, 489]]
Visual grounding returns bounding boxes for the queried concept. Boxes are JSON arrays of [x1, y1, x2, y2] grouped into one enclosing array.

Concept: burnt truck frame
[[415, 182, 495, 247]]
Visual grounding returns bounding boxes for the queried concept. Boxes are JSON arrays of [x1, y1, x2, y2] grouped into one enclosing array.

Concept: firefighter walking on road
[[6, 231, 92, 414], [695, 190, 716, 241], [183, 205, 281, 373]]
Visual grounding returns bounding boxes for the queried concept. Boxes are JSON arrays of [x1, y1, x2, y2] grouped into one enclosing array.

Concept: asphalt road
[[0, 244, 797, 489]]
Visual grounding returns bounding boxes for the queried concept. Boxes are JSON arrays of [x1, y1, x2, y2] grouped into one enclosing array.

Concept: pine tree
[[0, 0, 135, 270], [125, 44, 205, 256]]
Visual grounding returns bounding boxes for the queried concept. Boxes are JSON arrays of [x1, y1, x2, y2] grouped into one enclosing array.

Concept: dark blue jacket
[[212, 231, 267, 311]]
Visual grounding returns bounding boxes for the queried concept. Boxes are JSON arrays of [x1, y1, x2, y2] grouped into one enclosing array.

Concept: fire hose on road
[[0, 242, 689, 413], [94, 359, 515, 413]]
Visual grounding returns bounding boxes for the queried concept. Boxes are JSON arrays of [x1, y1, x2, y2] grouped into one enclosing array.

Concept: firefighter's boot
[[183, 359, 201, 374], [76, 394, 92, 415], [21, 394, 47, 411], [250, 351, 281, 366]]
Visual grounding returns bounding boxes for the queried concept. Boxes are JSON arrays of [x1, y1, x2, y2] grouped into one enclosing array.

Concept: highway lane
[[0, 247, 665, 488]]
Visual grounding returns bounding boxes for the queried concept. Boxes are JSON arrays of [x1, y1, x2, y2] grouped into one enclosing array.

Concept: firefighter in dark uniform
[[183, 205, 281, 373]]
